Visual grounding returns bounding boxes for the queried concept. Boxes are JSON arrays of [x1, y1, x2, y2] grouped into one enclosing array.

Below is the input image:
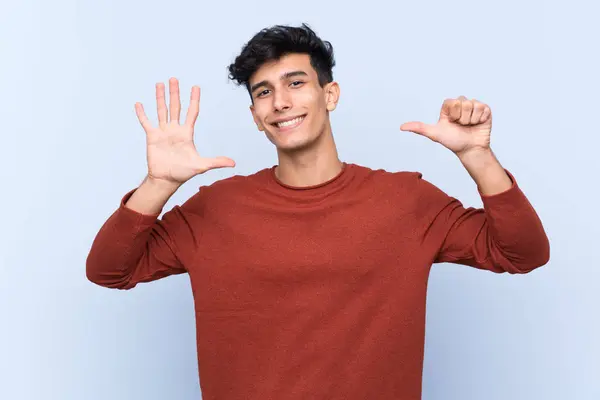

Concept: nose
[[272, 90, 292, 112]]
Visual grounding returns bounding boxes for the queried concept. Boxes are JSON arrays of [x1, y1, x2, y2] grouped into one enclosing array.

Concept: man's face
[[249, 53, 339, 153]]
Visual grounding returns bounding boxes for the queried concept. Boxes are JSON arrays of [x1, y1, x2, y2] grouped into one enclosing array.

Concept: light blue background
[[1, 0, 598, 399]]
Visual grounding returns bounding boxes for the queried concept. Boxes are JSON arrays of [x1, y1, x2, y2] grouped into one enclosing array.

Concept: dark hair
[[227, 23, 336, 98]]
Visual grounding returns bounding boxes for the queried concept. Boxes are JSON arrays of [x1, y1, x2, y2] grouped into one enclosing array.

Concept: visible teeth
[[277, 116, 304, 128]]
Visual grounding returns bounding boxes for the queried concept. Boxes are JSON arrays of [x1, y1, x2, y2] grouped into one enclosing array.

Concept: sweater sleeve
[[86, 189, 200, 289], [416, 170, 550, 274]]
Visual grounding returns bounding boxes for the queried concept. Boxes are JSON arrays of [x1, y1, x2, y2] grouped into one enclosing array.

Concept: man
[[86, 23, 549, 399]]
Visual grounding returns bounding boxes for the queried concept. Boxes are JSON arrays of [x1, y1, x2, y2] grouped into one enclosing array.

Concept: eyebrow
[[250, 70, 309, 94]]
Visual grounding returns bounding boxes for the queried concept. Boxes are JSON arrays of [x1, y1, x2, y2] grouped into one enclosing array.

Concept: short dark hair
[[227, 23, 336, 98]]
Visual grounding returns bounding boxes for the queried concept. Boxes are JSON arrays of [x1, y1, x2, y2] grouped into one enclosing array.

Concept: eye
[[290, 81, 304, 87], [256, 89, 270, 98]]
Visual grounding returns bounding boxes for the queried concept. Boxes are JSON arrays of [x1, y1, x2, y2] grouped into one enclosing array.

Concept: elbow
[[85, 255, 134, 290], [509, 237, 551, 274], [86, 263, 110, 288], [516, 255, 549, 274], [86, 265, 108, 287], [85, 252, 107, 286], [524, 221, 552, 272], [85, 254, 102, 285], [530, 234, 551, 270], [86, 269, 134, 290], [537, 239, 551, 267]]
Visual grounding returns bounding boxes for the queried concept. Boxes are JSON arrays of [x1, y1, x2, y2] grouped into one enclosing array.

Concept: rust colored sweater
[[86, 162, 549, 399]]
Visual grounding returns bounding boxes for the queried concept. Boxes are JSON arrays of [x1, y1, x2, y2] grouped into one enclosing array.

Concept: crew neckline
[[261, 162, 360, 202], [269, 162, 350, 190]]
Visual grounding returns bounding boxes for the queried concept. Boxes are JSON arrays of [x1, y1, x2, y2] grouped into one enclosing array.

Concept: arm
[[86, 176, 193, 289], [415, 167, 549, 273], [86, 78, 234, 289], [401, 96, 550, 272]]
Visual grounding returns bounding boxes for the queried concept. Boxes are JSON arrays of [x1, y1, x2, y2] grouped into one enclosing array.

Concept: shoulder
[[352, 163, 453, 209], [177, 168, 269, 212], [200, 168, 269, 196], [352, 163, 426, 192]]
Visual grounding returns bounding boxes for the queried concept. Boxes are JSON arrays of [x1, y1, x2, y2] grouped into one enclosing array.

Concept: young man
[[87, 23, 549, 400]]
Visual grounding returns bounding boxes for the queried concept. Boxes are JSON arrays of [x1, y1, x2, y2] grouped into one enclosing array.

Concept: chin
[[273, 140, 311, 153], [274, 132, 322, 153]]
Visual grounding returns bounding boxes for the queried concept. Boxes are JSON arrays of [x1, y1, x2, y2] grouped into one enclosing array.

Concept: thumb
[[205, 156, 236, 170], [400, 121, 437, 139], [195, 156, 236, 174]]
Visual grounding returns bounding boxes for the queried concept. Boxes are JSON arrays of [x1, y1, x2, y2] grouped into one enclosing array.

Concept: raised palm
[[135, 78, 235, 184]]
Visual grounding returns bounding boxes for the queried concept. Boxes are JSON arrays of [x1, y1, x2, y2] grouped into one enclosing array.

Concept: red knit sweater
[[86, 162, 549, 399]]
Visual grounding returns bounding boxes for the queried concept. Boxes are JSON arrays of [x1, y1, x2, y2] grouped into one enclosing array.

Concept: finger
[[470, 100, 485, 124], [209, 156, 236, 168], [440, 99, 453, 121], [184, 86, 201, 128], [156, 82, 168, 128], [448, 99, 462, 122], [198, 156, 236, 172], [400, 121, 438, 141], [479, 106, 492, 123], [169, 77, 181, 124], [135, 102, 153, 132], [459, 97, 473, 125]]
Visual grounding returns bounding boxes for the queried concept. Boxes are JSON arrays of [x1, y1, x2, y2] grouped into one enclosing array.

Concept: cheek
[[306, 94, 327, 124], [253, 107, 269, 128], [304, 91, 322, 108]]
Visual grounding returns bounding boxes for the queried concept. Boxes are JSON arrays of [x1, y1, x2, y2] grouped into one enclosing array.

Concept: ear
[[249, 104, 264, 131], [324, 81, 340, 112]]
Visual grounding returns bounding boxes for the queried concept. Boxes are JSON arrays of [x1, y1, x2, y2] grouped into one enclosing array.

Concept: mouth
[[271, 114, 307, 132]]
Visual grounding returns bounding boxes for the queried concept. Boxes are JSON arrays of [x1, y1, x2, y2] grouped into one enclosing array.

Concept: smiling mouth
[[272, 115, 307, 131]]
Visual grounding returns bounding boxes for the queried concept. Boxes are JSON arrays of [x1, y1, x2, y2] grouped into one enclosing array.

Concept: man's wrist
[[456, 147, 513, 195]]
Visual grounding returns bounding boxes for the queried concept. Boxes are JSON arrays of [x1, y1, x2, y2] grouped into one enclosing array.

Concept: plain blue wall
[[1, 0, 599, 399]]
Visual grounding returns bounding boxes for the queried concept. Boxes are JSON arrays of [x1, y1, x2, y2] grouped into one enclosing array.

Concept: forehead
[[249, 53, 316, 84]]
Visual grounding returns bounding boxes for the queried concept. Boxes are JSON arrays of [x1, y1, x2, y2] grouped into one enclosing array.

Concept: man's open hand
[[135, 78, 236, 185]]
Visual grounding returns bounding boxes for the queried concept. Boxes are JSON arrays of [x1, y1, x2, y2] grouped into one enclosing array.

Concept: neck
[[274, 129, 342, 187]]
